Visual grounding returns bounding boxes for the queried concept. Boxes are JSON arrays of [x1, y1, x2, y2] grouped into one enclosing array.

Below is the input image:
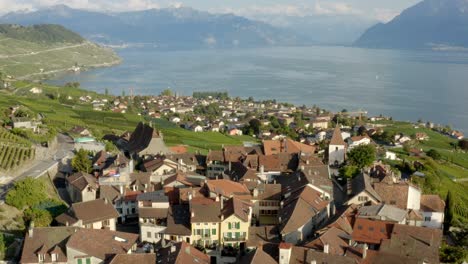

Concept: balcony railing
[[223, 236, 246, 242]]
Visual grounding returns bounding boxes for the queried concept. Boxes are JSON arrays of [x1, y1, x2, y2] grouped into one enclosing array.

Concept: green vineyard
[[0, 129, 35, 171]]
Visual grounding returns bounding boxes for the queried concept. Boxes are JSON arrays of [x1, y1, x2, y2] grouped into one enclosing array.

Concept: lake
[[47, 46, 468, 133]]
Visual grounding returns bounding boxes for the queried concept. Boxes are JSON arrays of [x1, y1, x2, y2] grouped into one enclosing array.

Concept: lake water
[[47, 46, 468, 133]]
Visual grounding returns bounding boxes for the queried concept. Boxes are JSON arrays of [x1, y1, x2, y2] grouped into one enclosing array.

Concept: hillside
[[0, 5, 301, 49], [0, 24, 120, 79], [0, 24, 84, 44], [355, 0, 468, 49]]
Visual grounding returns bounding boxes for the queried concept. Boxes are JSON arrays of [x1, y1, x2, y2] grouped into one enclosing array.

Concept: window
[[147, 231, 152, 238], [86, 258, 91, 264], [369, 227, 374, 231], [235, 232, 240, 238], [358, 196, 368, 202], [390, 200, 396, 205], [212, 229, 216, 235], [38, 254, 44, 262], [425, 216, 432, 222], [196, 229, 202, 235], [51, 253, 58, 262], [102, 219, 110, 226], [357, 225, 363, 230]]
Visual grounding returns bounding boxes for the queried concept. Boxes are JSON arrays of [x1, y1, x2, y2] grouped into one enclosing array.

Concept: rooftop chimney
[[191, 212, 195, 218], [253, 188, 259, 197], [260, 165, 264, 174], [363, 243, 368, 259], [279, 243, 292, 264], [323, 243, 329, 254], [28, 221, 35, 238]]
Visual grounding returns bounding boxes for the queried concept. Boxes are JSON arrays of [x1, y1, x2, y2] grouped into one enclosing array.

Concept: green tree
[[5, 178, 47, 209], [71, 149, 92, 173], [105, 88, 109, 96], [445, 191, 454, 231], [339, 165, 360, 178], [160, 89, 173, 96], [248, 119, 262, 135], [439, 244, 467, 264], [426, 149, 442, 160], [347, 145, 376, 169], [459, 139, 468, 150], [24, 208, 53, 227], [0, 233, 5, 259]]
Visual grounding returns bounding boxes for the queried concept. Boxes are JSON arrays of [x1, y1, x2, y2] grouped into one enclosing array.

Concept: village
[[0, 88, 467, 264]]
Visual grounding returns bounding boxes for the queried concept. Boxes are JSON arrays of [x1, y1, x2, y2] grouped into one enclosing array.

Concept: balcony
[[223, 236, 246, 242]]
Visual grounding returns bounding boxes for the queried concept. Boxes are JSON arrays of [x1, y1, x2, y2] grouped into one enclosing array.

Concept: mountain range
[[0, 5, 301, 49], [0, 5, 375, 48], [355, 0, 468, 49]]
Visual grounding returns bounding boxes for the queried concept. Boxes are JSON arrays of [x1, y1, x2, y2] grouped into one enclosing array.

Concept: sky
[[0, 0, 422, 22]]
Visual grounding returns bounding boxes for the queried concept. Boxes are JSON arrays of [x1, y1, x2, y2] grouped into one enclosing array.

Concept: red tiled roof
[[169, 145, 188, 154], [352, 218, 394, 245]]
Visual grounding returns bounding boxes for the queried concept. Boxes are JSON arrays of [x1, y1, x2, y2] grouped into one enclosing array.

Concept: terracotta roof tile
[[352, 218, 394, 245]]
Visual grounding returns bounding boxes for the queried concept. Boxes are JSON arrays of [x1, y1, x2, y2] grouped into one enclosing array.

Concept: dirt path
[[0, 42, 87, 59]]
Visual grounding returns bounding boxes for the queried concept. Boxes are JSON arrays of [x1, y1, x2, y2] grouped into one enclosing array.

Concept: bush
[[440, 244, 467, 264], [427, 149, 442, 160], [5, 178, 47, 210]]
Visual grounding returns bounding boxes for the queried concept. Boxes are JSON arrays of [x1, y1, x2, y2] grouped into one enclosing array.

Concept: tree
[[426, 149, 442, 160], [5, 178, 47, 209], [459, 139, 468, 150], [357, 126, 367, 136], [160, 89, 173, 96], [105, 88, 109, 96], [444, 191, 454, 231], [24, 208, 53, 227], [440, 244, 467, 264], [339, 165, 359, 178], [347, 145, 376, 169], [248, 119, 262, 135], [72, 149, 92, 173]]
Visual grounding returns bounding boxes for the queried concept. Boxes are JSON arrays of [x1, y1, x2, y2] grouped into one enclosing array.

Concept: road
[[0, 134, 74, 200], [0, 43, 87, 59]]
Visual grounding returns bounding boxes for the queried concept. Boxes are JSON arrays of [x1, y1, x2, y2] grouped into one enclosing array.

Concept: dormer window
[[38, 254, 45, 262], [51, 253, 58, 262]]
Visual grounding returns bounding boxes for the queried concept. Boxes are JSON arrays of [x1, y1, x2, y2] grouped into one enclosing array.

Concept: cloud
[[313, 1, 362, 16], [372, 8, 400, 22], [214, 1, 364, 18], [0, 0, 34, 14]]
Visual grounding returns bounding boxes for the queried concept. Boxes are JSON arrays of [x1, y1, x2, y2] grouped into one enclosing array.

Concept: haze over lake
[[48, 46, 468, 132]]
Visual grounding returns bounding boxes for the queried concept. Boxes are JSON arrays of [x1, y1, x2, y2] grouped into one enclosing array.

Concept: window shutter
[[77, 259, 82, 264], [86, 259, 91, 264], [228, 223, 231, 229]]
